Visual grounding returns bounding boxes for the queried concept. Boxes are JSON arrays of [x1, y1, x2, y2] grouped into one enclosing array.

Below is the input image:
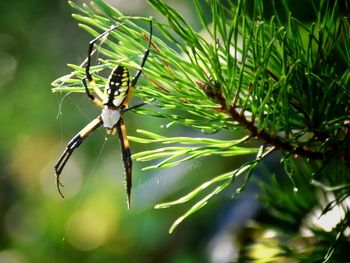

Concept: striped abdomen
[[103, 66, 130, 108]]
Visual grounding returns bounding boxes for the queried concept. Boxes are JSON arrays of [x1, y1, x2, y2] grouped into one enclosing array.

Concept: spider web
[[54, 137, 108, 262], [53, 37, 113, 260]]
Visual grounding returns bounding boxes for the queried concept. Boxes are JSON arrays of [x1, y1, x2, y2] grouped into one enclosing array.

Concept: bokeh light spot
[[39, 159, 82, 199], [0, 250, 26, 263], [65, 210, 108, 251]]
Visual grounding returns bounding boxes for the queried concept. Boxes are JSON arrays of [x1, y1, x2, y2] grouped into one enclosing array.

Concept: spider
[[55, 20, 153, 209]]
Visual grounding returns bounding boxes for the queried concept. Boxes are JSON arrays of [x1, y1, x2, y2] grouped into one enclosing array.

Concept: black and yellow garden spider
[[55, 20, 152, 209]]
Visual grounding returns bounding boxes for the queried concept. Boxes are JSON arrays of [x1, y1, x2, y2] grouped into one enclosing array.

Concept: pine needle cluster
[[52, 0, 350, 260]]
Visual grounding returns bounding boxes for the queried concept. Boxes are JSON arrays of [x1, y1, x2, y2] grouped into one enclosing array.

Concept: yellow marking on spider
[[79, 117, 102, 137], [88, 79, 105, 100], [120, 123, 130, 149], [93, 98, 104, 108], [113, 97, 125, 107]]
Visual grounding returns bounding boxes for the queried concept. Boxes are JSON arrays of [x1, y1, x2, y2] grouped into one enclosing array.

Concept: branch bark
[[198, 81, 325, 160]]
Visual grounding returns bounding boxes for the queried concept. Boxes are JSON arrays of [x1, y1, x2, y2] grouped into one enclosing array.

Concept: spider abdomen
[[104, 65, 130, 108]]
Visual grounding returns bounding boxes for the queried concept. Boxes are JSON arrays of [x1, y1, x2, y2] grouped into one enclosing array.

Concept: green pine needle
[[52, 0, 350, 259]]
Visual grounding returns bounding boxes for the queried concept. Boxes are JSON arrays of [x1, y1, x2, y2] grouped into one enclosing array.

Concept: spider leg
[[54, 116, 103, 198], [131, 19, 153, 87], [85, 24, 122, 100], [85, 24, 121, 81], [115, 117, 132, 209], [121, 98, 155, 113], [82, 78, 104, 108]]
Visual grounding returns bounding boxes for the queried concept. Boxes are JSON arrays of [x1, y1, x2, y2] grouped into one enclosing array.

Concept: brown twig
[[198, 80, 325, 160]]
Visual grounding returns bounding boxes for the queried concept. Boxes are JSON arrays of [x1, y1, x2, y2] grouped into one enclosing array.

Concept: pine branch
[[51, 0, 350, 260], [199, 80, 325, 160]]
